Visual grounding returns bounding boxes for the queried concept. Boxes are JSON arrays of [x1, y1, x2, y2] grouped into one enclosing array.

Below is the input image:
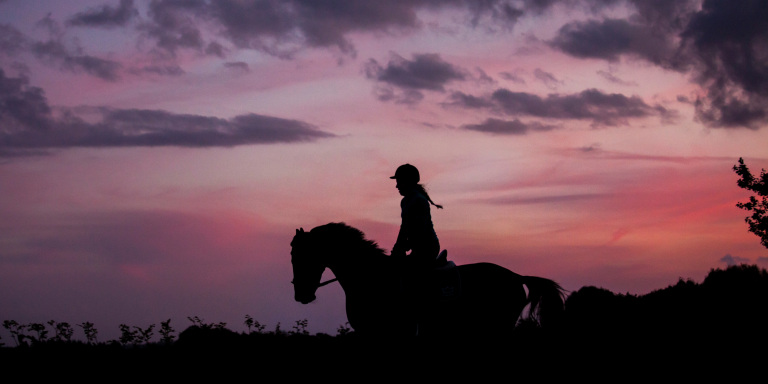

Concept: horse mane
[[309, 222, 387, 258]]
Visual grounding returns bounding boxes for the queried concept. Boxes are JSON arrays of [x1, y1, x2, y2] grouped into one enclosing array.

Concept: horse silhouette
[[291, 222, 566, 337]]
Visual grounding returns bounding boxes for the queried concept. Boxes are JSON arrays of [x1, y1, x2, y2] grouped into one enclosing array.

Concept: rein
[[318, 278, 338, 287], [291, 277, 338, 288]]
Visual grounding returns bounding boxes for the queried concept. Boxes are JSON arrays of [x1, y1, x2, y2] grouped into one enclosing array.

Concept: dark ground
[[3, 265, 766, 381]]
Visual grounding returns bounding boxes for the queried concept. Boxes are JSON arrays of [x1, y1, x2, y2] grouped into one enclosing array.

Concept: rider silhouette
[[390, 164, 443, 272]]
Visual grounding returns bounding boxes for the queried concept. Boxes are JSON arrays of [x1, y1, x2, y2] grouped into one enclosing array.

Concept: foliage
[[3, 264, 764, 353], [134, 324, 155, 345], [78, 322, 98, 344], [118, 324, 138, 345], [336, 322, 352, 336], [244, 315, 266, 334], [28, 323, 49, 343], [2, 320, 25, 347], [159, 319, 175, 344], [49, 321, 74, 342], [734, 157, 768, 249], [291, 319, 309, 335], [187, 316, 227, 330]]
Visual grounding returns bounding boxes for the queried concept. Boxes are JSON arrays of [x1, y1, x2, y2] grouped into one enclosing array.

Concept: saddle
[[427, 250, 461, 302], [396, 250, 461, 302]]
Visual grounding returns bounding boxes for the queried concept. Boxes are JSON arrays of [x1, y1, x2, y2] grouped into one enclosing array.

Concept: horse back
[[418, 262, 528, 336]]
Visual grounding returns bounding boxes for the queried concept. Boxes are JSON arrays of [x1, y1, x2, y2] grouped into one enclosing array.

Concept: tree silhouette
[[733, 158, 768, 249]]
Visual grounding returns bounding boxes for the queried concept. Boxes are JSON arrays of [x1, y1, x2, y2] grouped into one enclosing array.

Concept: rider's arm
[[392, 197, 410, 257]]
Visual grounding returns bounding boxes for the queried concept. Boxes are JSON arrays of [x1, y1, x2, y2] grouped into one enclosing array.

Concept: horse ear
[[300, 227, 305, 233]]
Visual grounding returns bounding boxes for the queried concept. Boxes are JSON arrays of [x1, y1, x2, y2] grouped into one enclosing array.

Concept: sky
[[1, 0, 767, 340]]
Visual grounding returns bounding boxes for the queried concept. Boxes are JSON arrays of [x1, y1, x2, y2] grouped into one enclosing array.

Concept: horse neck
[[325, 244, 388, 294]]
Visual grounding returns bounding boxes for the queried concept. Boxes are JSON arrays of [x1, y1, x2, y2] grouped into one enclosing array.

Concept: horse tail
[[522, 276, 567, 328]]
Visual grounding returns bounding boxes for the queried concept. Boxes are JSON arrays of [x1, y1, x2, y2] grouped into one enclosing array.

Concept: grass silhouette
[[2, 265, 766, 379]]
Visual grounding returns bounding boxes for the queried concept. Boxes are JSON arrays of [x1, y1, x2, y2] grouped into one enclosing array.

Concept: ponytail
[[415, 184, 443, 209]]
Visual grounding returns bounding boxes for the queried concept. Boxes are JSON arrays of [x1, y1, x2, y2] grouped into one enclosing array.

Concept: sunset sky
[[1, 0, 767, 339]]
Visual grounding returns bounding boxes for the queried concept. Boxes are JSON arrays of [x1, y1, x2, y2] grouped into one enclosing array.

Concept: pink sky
[[1, 0, 767, 339]]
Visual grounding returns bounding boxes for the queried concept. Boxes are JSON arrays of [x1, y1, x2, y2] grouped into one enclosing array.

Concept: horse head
[[290, 228, 326, 304]]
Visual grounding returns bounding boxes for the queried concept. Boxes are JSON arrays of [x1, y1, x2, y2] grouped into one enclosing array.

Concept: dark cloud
[[533, 68, 563, 89], [137, 0, 560, 58], [597, 69, 637, 86], [445, 91, 497, 109], [448, 88, 672, 126], [7, 14, 127, 81], [205, 41, 227, 57], [141, 0, 208, 56], [31, 40, 123, 81], [0, 69, 334, 157], [550, 0, 768, 129], [720, 254, 752, 267], [67, 0, 139, 28], [0, 69, 54, 132], [461, 118, 555, 135], [682, 0, 768, 129], [499, 70, 526, 85], [214, 0, 421, 56], [372, 86, 425, 105], [550, 18, 676, 65], [224, 61, 250, 74], [365, 53, 467, 91], [0, 24, 27, 58], [365, 52, 468, 104]]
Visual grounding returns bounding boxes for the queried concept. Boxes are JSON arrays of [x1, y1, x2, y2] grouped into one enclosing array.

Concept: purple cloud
[[0, 69, 334, 157], [67, 0, 139, 28], [447, 88, 675, 126]]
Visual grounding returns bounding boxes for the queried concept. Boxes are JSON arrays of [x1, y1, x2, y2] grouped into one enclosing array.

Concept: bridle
[[290, 255, 338, 288], [291, 228, 339, 289], [290, 277, 338, 288]]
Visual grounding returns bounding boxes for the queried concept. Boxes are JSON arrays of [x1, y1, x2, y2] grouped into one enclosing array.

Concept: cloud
[[533, 68, 563, 89], [720, 254, 752, 267], [224, 61, 250, 74], [461, 118, 555, 135], [67, 0, 139, 28], [447, 88, 674, 126], [499, 70, 526, 85], [550, 0, 768, 129], [140, 0, 208, 56], [597, 69, 638, 86], [0, 14, 125, 81], [31, 39, 123, 81], [0, 24, 27, 58], [126, 63, 185, 77], [550, 18, 676, 65], [682, 0, 768, 129], [135, 0, 559, 58], [365, 53, 467, 91], [365, 52, 468, 104], [0, 69, 54, 131], [0, 69, 334, 157]]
